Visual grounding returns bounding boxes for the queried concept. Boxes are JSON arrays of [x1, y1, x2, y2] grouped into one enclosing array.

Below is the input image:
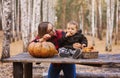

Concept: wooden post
[[24, 63, 32, 78], [13, 62, 23, 78], [1, 0, 12, 59]]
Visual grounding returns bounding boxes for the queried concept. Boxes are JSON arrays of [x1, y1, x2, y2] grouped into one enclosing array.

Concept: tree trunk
[[16, 0, 21, 41], [0, 0, 2, 30], [98, 0, 102, 40], [96, 0, 102, 40], [31, 0, 41, 41], [20, 0, 29, 52], [42, 0, 48, 21], [48, 0, 56, 24], [91, 0, 95, 46], [1, 0, 12, 59], [61, 0, 66, 29], [109, 0, 115, 51], [11, 0, 16, 42], [27, 0, 32, 41], [79, 6, 84, 33], [34, 0, 41, 31], [106, 0, 110, 51], [106, 0, 115, 51], [31, 0, 36, 40], [115, 0, 119, 45]]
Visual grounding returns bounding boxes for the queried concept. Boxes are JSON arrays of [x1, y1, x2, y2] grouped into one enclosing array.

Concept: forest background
[[0, 0, 120, 78], [0, 0, 120, 60]]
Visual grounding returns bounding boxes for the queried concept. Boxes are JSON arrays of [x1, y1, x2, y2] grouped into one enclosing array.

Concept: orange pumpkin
[[82, 46, 94, 52], [28, 41, 58, 58]]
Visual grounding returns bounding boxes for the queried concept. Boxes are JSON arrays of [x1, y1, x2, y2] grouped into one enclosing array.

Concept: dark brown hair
[[38, 22, 50, 37]]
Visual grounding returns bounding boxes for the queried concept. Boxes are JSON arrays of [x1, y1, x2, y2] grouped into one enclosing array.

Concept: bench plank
[[2, 52, 120, 65]]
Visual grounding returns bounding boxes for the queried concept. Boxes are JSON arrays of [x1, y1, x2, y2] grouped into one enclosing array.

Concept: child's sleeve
[[80, 34, 88, 47]]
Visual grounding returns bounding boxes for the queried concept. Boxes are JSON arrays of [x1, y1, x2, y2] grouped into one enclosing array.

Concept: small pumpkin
[[82, 46, 94, 52], [28, 41, 58, 58]]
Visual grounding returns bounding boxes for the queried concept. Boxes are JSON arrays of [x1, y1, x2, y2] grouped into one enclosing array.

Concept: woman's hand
[[73, 43, 82, 49], [39, 34, 51, 42], [43, 34, 51, 40]]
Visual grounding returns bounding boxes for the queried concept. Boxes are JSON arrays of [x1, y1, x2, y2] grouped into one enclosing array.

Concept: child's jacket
[[59, 30, 88, 50]]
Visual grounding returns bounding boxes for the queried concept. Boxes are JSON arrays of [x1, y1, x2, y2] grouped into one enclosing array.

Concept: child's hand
[[81, 44, 86, 48], [73, 43, 82, 49], [66, 32, 73, 37]]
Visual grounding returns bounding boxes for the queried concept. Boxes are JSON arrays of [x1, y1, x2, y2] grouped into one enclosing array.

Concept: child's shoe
[[59, 48, 70, 57], [72, 49, 82, 59]]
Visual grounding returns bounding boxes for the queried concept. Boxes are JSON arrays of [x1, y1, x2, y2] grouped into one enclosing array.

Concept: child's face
[[66, 24, 77, 36]]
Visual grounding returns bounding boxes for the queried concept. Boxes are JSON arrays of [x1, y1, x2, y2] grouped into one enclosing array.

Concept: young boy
[[59, 20, 88, 59]]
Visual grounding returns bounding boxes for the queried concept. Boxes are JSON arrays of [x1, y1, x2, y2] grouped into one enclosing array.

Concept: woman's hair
[[38, 22, 50, 37], [67, 20, 79, 29]]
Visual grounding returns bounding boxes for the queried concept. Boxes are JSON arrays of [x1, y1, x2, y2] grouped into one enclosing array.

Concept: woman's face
[[47, 23, 54, 36]]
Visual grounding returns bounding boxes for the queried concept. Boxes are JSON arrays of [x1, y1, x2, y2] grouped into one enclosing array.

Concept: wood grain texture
[[2, 52, 120, 65]]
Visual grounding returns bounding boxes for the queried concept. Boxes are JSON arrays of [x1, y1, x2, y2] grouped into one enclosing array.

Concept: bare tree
[[91, 0, 95, 46], [27, 0, 32, 41], [48, 0, 56, 24], [61, 0, 66, 29], [11, 0, 16, 42], [20, 0, 29, 52], [16, 0, 21, 40], [1, 0, 12, 59], [79, 6, 84, 32], [96, 0, 102, 40], [115, 0, 119, 45], [98, 0, 102, 40], [31, 0, 41, 40], [42, 0, 48, 21], [106, 0, 115, 51], [0, 0, 2, 30]]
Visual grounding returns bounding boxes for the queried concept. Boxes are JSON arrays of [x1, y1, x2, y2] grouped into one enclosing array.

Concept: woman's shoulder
[[56, 29, 64, 32], [56, 29, 65, 33], [55, 29, 65, 37]]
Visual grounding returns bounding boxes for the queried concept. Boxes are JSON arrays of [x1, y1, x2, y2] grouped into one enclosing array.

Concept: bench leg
[[24, 63, 32, 78], [13, 62, 23, 78]]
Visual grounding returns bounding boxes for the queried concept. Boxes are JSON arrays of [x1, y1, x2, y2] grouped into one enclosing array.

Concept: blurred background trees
[[55, 0, 120, 51], [0, 0, 120, 53]]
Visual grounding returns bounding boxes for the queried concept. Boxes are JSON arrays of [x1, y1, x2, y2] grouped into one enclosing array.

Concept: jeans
[[47, 63, 76, 78]]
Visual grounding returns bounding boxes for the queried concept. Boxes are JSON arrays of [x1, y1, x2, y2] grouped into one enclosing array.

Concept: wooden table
[[2, 52, 120, 78]]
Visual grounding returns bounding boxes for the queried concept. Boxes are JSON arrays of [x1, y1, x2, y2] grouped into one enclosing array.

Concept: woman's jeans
[[48, 63, 76, 78]]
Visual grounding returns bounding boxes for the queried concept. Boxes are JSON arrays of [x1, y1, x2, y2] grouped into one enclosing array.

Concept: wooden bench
[[39, 66, 120, 78], [1, 52, 120, 78]]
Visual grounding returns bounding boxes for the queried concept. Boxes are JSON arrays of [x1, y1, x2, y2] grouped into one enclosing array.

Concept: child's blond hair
[[67, 20, 79, 29]]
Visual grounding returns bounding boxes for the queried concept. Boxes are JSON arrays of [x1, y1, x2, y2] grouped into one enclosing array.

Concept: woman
[[33, 22, 77, 78]]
